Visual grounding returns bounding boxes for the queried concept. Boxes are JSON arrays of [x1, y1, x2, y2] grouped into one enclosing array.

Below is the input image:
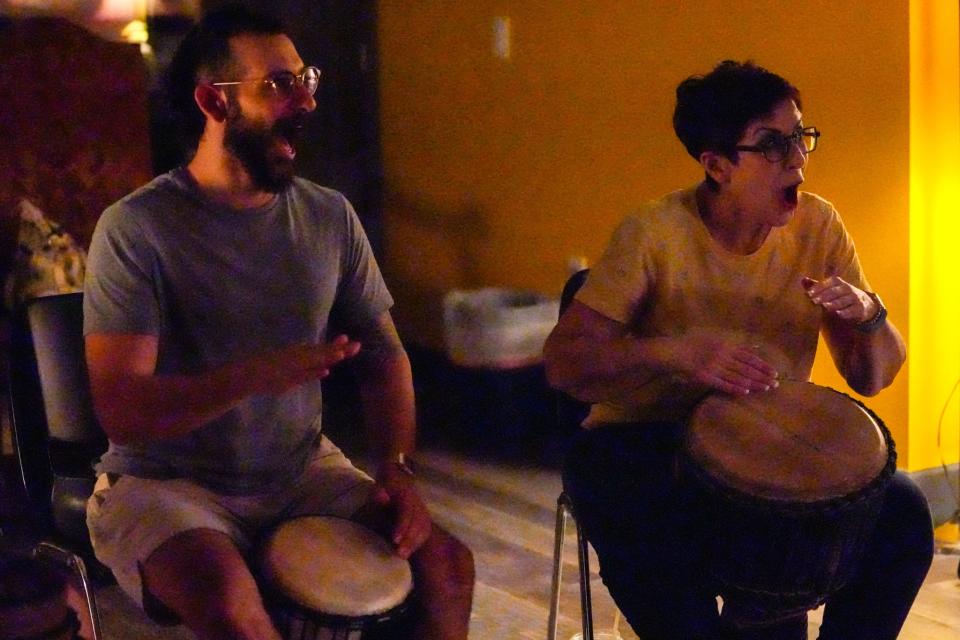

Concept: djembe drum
[[258, 516, 414, 640], [683, 380, 896, 625]]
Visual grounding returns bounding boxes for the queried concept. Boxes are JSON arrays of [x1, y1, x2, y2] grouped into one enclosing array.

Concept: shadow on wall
[[383, 188, 493, 351]]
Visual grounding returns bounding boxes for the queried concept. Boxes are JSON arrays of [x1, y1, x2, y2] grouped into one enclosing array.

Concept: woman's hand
[[803, 275, 904, 396], [670, 329, 780, 395], [802, 276, 876, 324]]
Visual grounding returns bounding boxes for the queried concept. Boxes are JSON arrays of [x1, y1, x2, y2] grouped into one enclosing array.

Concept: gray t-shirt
[[84, 168, 393, 494]]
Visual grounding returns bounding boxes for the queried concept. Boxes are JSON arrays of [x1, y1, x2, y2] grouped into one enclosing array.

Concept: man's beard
[[223, 103, 302, 193]]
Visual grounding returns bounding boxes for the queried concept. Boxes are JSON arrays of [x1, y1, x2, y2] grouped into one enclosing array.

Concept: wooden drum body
[[258, 516, 413, 640], [684, 380, 896, 624]]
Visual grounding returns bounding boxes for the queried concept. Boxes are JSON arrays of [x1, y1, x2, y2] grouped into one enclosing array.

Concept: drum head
[[259, 516, 413, 617], [686, 380, 889, 502]]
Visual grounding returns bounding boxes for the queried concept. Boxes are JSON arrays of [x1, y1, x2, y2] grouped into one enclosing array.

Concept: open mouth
[[275, 137, 295, 160], [782, 183, 801, 206], [274, 118, 306, 159]]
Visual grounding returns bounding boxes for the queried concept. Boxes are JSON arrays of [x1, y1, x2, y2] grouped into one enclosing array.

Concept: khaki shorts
[[86, 436, 374, 614]]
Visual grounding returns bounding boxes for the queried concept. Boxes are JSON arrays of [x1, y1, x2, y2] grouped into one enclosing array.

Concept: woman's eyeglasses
[[735, 127, 821, 163]]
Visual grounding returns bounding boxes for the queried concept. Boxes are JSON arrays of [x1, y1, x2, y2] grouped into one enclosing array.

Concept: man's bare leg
[[141, 528, 281, 640], [353, 500, 475, 640], [409, 524, 476, 640]]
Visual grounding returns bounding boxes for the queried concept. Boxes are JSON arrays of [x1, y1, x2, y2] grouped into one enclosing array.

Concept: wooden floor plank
[[418, 449, 566, 509]]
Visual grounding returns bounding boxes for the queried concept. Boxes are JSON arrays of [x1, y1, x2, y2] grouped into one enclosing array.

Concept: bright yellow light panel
[[909, 0, 960, 471]]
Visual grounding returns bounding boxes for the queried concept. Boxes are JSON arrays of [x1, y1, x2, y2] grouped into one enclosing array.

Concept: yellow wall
[[909, 0, 960, 472], [379, 2, 916, 462]]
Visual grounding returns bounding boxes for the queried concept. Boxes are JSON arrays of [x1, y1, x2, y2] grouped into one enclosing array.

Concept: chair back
[[7, 292, 106, 543], [560, 269, 590, 316], [556, 269, 592, 431], [28, 294, 101, 446]]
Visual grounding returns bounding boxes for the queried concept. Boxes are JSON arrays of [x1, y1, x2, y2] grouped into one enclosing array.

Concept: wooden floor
[[413, 447, 960, 640], [87, 444, 960, 639]]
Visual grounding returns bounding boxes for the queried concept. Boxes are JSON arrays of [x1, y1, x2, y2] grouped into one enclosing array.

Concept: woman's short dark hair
[[673, 60, 802, 164], [162, 4, 286, 153]]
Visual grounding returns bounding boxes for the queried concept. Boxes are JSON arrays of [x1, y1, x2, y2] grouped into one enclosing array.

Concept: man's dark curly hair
[[673, 60, 801, 172], [163, 4, 286, 154]]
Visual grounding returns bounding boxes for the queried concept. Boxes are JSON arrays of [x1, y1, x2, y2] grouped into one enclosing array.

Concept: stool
[[547, 492, 594, 640], [34, 541, 103, 640], [0, 540, 103, 640]]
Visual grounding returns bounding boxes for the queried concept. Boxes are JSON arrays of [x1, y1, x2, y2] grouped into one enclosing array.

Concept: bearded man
[[82, 6, 474, 640]]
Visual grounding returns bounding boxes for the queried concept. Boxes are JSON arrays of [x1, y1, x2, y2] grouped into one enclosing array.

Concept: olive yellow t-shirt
[[577, 186, 868, 426]]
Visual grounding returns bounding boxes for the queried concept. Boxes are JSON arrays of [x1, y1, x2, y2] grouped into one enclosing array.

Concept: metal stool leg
[[573, 497, 594, 640], [547, 492, 594, 640], [547, 495, 567, 640], [33, 542, 103, 640]]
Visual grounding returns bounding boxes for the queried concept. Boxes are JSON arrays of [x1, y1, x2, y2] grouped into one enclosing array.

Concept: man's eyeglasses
[[212, 66, 321, 97], [735, 126, 821, 163]]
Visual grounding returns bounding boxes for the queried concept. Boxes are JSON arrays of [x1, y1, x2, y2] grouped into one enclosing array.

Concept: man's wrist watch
[[394, 452, 415, 477], [856, 292, 887, 333]]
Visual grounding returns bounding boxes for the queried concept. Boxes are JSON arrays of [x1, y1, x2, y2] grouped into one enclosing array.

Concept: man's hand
[[86, 332, 362, 444], [370, 465, 432, 559], [802, 276, 876, 324], [245, 334, 361, 395], [669, 329, 779, 396]]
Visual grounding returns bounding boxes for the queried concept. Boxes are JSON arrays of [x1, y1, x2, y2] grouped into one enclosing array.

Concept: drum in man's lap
[[683, 380, 896, 625], [258, 516, 413, 640]]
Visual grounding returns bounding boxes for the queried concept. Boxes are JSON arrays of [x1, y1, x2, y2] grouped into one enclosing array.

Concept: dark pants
[[562, 423, 934, 640]]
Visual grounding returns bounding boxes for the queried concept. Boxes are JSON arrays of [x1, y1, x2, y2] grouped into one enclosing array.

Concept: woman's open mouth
[[782, 183, 800, 207]]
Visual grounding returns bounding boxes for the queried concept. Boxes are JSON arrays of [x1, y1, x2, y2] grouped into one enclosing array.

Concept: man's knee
[[143, 529, 277, 638], [416, 526, 475, 589], [446, 532, 476, 588]]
